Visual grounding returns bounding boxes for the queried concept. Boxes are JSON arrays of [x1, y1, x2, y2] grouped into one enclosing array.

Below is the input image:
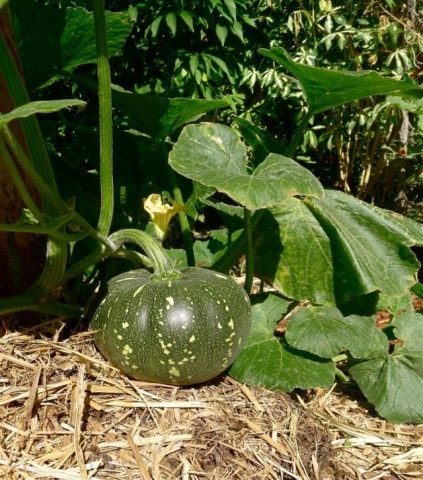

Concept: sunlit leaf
[[216, 22, 228, 46], [189, 55, 200, 76], [230, 20, 244, 42], [223, 0, 237, 21], [169, 123, 324, 211], [150, 15, 162, 38]]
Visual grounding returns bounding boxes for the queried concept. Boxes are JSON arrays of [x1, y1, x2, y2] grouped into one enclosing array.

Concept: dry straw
[[0, 319, 422, 480]]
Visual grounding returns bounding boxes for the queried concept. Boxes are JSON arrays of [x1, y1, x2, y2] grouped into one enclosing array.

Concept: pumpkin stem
[[108, 229, 180, 279]]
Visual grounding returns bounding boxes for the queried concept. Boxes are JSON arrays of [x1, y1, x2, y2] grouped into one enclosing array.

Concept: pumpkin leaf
[[230, 294, 335, 390], [306, 190, 423, 305], [254, 199, 335, 305], [349, 311, 423, 424], [169, 123, 324, 211], [285, 306, 388, 359], [260, 47, 423, 115]]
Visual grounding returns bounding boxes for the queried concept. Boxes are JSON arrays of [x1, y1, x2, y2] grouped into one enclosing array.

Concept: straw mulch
[[1, 318, 422, 480]]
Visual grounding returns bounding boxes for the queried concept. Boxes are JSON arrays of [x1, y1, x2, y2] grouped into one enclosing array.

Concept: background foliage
[[117, 0, 423, 215], [21, 0, 423, 219]]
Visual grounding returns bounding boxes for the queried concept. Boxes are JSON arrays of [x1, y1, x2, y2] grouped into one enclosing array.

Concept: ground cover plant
[[0, 0, 423, 425]]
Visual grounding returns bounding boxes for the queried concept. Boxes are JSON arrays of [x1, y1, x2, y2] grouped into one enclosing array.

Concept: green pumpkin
[[90, 267, 252, 385]]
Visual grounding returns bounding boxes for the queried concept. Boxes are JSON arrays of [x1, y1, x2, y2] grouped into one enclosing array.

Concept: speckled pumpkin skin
[[90, 268, 252, 385]]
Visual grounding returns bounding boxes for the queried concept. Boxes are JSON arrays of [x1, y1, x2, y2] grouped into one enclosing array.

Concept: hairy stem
[[93, 0, 114, 236]]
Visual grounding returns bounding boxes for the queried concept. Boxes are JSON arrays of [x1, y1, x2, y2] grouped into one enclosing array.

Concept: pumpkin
[[90, 265, 252, 386]]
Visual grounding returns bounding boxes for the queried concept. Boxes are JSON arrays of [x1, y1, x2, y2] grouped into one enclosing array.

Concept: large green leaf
[[306, 190, 423, 304], [350, 312, 423, 424], [169, 123, 324, 210], [112, 89, 228, 139], [229, 294, 335, 390], [260, 47, 423, 115], [12, 1, 133, 90], [0, 100, 86, 127], [286, 306, 388, 358], [254, 199, 335, 305]]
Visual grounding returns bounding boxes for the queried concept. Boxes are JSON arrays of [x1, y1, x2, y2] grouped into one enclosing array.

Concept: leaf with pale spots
[[229, 294, 335, 390], [169, 123, 324, 211], [254, 200, 335, 305]]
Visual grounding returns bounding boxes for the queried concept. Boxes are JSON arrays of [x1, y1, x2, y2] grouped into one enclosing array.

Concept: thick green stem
[[168, 170, 195, 266], [93, 0, 114, 236], [0, 34, 58, 196], [1, 127, 66, 212], [108, 229, 179, 279], [243, 208, 254, 294], [111, 249, 152, 268]]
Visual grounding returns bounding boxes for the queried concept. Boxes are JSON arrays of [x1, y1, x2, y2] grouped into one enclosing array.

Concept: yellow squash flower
[[143, 193, 185, 240]]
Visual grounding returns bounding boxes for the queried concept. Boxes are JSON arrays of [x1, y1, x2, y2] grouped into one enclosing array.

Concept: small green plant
[[1, 0, 423, 423]]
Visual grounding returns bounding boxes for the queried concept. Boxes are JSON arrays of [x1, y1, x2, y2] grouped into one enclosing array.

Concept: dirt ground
[[0, 313, 422, 480]]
